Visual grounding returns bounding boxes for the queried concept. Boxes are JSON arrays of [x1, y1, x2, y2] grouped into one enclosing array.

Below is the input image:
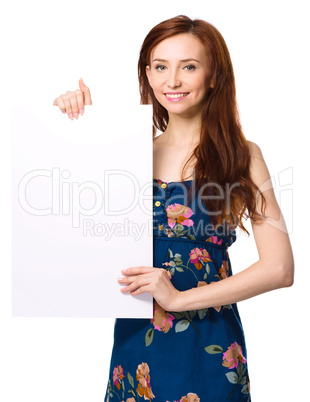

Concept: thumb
[[79, 78, 92, 105]]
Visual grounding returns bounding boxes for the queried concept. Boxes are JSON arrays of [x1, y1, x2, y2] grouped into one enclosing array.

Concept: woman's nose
[[167, 69, 181, 88]]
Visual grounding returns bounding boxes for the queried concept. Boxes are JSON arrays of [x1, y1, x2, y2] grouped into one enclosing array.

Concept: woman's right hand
[[53, 78, 92, 120]]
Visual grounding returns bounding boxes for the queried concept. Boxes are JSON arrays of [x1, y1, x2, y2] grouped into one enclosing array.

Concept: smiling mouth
[[164, 92, 190, 98]]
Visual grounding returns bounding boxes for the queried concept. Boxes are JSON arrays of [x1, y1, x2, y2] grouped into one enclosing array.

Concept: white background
[[0, 0, 308, 401]]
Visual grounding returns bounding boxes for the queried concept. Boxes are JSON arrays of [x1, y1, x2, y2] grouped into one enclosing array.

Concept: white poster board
[[12, 104, 154, 318]]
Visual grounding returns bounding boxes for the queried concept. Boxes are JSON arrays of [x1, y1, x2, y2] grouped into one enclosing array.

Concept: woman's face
[[146, 33, 214, 118]]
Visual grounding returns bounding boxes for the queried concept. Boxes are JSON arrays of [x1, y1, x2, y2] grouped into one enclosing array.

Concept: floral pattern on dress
[[166, 393, 201, 402], [161, 203, 196, 239], [106, 362, 200, 402], [166, 203, 194, 229], [180, 394, 200, 402], [189, 247, 212, 270], [151, 300, 175, 333], [136, 363, 155, 400], [206, 235, 224, 245], [205, 342, 250, 400], [107, 362, 155, 401], [223, 342, 247, 369], [106, 361, 200, 402], [105, 179, 249, 401], [113, 365, 125, 390], [144, 245, 233, 345], [219, 260, 229, 279]]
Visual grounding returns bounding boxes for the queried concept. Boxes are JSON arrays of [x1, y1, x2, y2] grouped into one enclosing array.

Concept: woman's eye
[[184, 65, 196, 71], [154, 65, 196, 72], [155, 65, 166, 71]]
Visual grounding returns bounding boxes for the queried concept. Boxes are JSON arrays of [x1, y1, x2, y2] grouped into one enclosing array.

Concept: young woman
[[53, 14, 294, 402]]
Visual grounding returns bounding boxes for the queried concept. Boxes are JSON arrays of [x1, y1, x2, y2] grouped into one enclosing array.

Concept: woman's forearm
[[173, 259, 294, 312]]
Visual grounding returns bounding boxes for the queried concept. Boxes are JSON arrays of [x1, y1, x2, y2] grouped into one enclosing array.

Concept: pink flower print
[[166, 203, 194, 229], [151, 301, 175, 333], [222, 342, 247, 369], [189, 247, 212, 270], [113, 364, 125, 390], [206, 235, 223, 245]]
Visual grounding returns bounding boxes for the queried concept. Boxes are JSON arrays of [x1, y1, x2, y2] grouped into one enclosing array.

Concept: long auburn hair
[[138, 15, 267, 237]]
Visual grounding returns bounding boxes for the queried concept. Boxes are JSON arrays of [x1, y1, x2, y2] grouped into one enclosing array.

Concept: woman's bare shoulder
[[153, 134, 164, 144], [247, 140, 264, 159]]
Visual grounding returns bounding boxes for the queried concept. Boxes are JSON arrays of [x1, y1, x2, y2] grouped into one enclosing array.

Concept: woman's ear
[[146, 65, 152, 87], [210, 74, 216, 89]]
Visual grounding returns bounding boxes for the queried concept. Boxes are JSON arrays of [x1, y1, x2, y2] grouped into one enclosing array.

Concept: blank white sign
[[12, 104, 154, 318]]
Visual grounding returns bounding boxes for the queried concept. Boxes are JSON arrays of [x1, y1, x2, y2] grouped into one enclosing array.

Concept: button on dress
[[104, 178, 251, 402]]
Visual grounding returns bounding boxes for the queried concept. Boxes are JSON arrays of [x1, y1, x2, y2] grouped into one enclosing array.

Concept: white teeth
[[165, 93, 188, 98]]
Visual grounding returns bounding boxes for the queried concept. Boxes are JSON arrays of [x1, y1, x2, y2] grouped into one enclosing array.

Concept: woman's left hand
[[117, 266, 182, 312]]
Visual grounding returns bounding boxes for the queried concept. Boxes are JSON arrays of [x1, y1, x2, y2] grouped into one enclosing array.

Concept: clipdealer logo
[[17, 168, 153, 239]]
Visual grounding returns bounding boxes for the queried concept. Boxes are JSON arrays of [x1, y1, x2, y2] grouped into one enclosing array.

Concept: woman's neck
[[160, 113, 201, 147]]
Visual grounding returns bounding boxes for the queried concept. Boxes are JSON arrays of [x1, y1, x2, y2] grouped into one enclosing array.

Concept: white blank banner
[[12, 104, 153, 318]]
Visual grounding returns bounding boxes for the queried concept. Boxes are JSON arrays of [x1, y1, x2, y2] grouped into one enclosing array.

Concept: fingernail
[[79, 108, 84, 115], [69, 113, 73, 119], [62, 110, 66, 114], [74, 112, 79, 119]]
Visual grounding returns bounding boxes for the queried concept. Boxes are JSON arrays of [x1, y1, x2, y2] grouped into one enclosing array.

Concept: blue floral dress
[[104, 178, 251, 402]]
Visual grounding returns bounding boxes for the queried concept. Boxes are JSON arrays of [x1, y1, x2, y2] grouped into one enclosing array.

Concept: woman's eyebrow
[[152, 58, 201, 63]]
